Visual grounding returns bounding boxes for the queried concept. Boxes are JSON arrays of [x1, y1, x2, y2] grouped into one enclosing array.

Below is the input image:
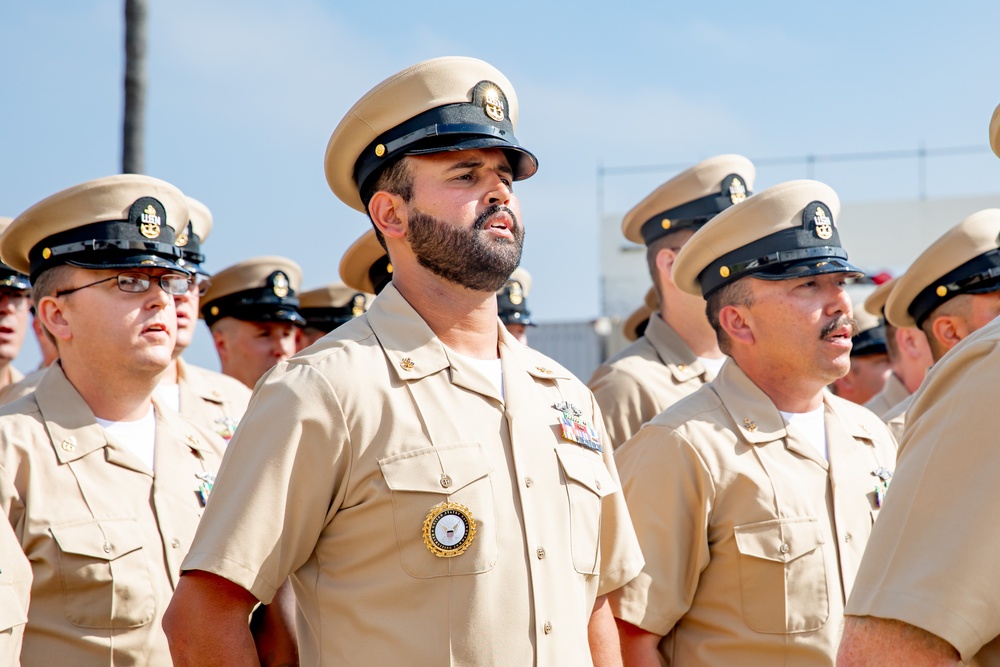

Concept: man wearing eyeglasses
[[155, 197, 251, 444], [0, 174, 227, 666], [0, 217, 32, 392]]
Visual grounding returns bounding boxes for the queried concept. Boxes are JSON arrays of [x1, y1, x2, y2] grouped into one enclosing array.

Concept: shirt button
[[103, 542, 112, 554], [844, 533, 852, 543], [595, 480, 602, 490], [543, 621, 552, 635], [536, 547, 546, 560], [524, 477, 533, 487], [440, 475, 452, 489], [779, 543, 790, 555], [171, 539, 180, 548]]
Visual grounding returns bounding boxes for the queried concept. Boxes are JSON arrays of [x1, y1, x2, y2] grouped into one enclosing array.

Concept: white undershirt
[[95, 405, 157, 471], [452, 352, 504, 399], [698, 355, 727, 377], [779, 406, 828, 461], [154, 382, 181, 413]]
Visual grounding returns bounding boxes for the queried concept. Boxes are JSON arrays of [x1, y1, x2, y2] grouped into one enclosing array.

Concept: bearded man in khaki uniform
[[0, 174, 226, 666], [163, 57, 643, 667], [588, 155, 752, 449], [877, 208, 1000, 441], [839, 106, 1000, 665], [611, 180, 897, 666]]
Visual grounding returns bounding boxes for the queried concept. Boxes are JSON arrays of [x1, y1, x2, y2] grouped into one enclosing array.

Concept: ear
[[718, 303, 755, 347], [930, 315, 968, 352], [896, 327, 922, 359], [368, 191, 408, 241], [36, 295, 71, 343], [210, 327, 229, 362]]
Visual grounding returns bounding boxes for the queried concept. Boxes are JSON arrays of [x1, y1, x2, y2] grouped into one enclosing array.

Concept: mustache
[[820, 315, 860, 340], [473, 204, 519, 232]]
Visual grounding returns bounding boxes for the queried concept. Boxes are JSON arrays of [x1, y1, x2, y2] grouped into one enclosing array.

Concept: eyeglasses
[[0, 290, 30, 311], [56, 271, 195, 297]]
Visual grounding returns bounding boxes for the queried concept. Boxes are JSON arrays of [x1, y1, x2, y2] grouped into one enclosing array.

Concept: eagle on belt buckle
[[423, 502, 476, 558]]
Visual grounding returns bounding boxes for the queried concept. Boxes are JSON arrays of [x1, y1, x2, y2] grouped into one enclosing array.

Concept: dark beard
[[406, 204, 525, 293]]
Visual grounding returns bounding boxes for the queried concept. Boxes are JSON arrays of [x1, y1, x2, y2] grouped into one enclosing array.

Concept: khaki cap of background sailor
[[673, 179, 861, 297], [850, 291, 886, 357], [884, 209, 1000, 328], [991, 102, 1000, 159], [863, 277, 896, 317], [177, 196, 213, 275], [0, 174, 189, 280], [325, 56, 538, 213], [200, 256, 305, 327], [339, 229, 393, 294], [623, 287, 660, 342], [0, 217, 30, 290], [622, 154, 755, 245], [298, 282, 371, 332]]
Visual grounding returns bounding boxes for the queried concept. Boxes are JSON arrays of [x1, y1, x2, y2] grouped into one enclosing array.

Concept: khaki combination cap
[[863, 277, 896, 318], [339, 229, 393, 294], [298, 282, 371, 333], [0, 217, 30, 289], [622, 155, 755, 245], [325, 56, 538, 213], [991, 102, 1000, 159], [885, 208, 1000, 328], [673, 179, 861, 297], [1, 174, 189, 281], [497, 267, 533, 326], [623, 287, 659, 342], [200, 255, 305, 327], [177, 196, 213, 275]]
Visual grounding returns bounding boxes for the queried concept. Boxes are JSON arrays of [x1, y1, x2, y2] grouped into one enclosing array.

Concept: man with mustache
[[164, 57, 643, 666], [611, 180, 897, 666], [0, 174, 226, 666]]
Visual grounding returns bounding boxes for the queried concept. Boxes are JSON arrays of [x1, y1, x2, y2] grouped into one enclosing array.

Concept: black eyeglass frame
[[55, 271, 195, 298]]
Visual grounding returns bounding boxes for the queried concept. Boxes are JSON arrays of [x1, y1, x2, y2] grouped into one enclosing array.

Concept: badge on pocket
[[423, 502, 476, 558]]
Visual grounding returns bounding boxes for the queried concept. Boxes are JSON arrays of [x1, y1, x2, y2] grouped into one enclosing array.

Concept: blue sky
[[3, 1, 999, 370]]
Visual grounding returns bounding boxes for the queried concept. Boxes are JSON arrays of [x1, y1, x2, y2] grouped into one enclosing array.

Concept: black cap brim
[[748, 257, 864, 282]]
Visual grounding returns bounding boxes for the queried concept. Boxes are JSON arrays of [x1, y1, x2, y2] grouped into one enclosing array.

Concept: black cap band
[[851, 326, 887, 357], [369, 255, 393, 295], [908, 248, 1000, 327], [202, 286, 304, 327], [640, 174, 751, 246]]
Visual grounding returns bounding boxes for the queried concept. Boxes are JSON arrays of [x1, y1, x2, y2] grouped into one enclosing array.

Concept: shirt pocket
[[379, 443, 497, 579], [0, 584, 27, 633], [49, 518, 155, 629], [556, 446, 617, 575], [733, 517, 829, 634]]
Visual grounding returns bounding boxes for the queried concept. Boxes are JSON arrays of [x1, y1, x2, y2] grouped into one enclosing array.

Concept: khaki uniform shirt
[[588, 314, 716, 449], [183, 284, 644, 666], [611, 360, 897, 666], [846, 317, 1000, 665], [0, 369, 43, 407], [862, 373, 909, 419], [880, 392, 912, 444], [0, 364, 226, 667], [175, 358, 251, 443], [0, 517, 30, 667]]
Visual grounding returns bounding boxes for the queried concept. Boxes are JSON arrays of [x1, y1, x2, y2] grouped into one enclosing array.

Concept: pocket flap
[[734, 518, 824, 563], [0, 584, 27, 632], [380, 444, 492, 494], [50, 519, 145, 561], [556, 447, 616, 498]]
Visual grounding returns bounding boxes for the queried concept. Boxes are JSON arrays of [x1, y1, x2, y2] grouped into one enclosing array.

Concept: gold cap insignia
[[352, 294, 366, 318], [729, 176, 747, 204], [272, 272, 290, 298], [812, 204, 833, 240], [720, 266, 731, 278], [386, 262, 393, 274], [743, 419, 758, 432], [139, 204, 162, 239], [375, 144, 386, 158], [661, 219, 672, 230], [508, 281, 523, 305], [936, 285, 948, 297], [42, 248, 52, 260], [482, 84, 504, 122], [399, 357, 415, 371], [210, 305, 220, 316], [423, 501, 476, 558]]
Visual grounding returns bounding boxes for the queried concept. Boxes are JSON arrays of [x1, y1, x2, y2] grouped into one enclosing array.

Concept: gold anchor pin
[[399, 358, 415, 371], [185, 434, 200, 447], [535, 366, 553, 375], [61, 436, 77, 452], [743, 419, 758, 432]]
